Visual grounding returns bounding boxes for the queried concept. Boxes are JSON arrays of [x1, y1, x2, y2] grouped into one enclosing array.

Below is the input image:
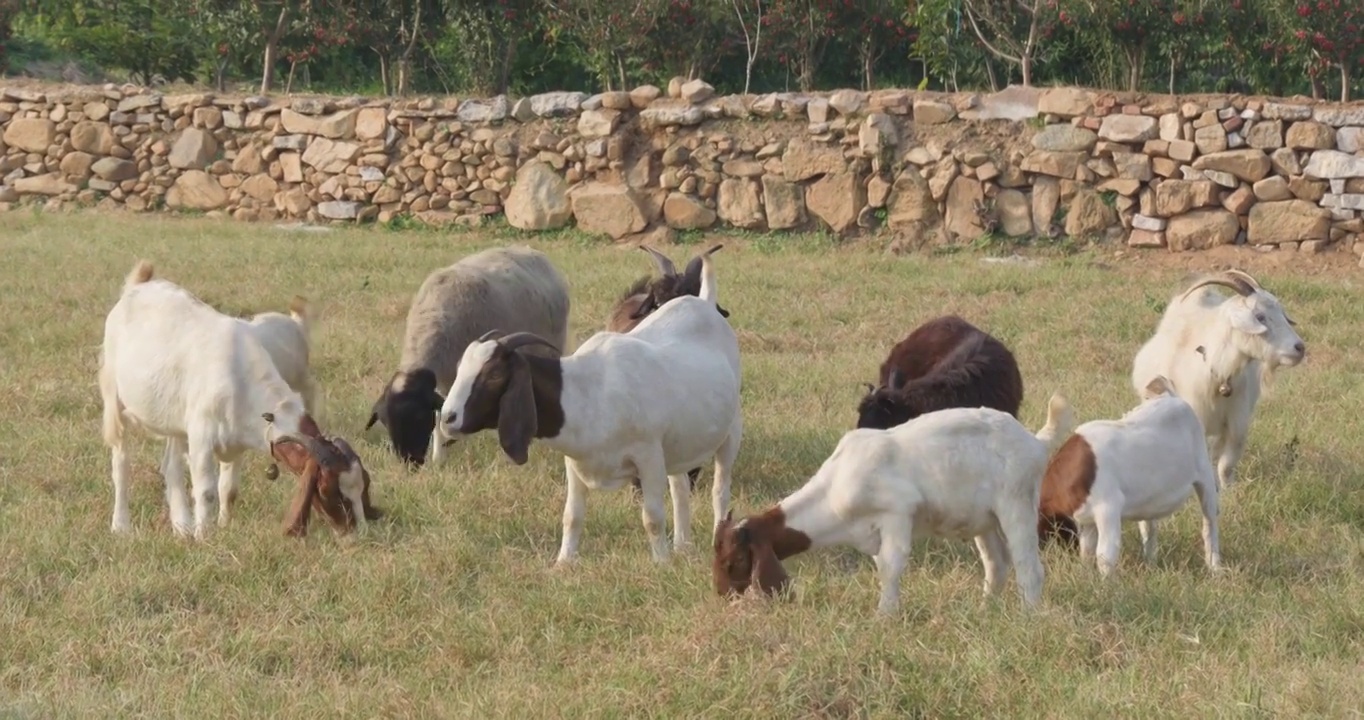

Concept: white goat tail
[[697, 243, 723, 308], [1034, 392, 1076, 456]]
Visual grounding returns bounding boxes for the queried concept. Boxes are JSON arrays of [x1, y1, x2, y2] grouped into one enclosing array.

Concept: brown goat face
[[271, 437, 382, 537], [855, 387, 918, 431], [712, 513, 791, 600]]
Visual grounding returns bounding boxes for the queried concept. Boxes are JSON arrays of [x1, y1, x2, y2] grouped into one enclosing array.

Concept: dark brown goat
[[265, 420, 384, 537], [609, 244, 732, 493], [855, 315, 1024, 430]]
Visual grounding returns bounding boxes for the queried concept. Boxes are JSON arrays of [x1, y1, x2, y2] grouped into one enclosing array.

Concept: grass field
[[3, 209, 1364, 718]]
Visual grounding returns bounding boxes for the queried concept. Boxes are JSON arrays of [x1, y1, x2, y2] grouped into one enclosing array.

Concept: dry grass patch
[[2, 210, 1364, 717]]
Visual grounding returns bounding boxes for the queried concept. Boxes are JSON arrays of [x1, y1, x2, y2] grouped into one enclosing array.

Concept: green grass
[[3, 210, 1364, 717]]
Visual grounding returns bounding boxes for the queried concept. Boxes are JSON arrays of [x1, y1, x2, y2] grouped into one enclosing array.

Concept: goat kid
[[264, 415, 383, 538], [1038, 376, 1222, 577], [100, 260, 348, 538], [714, 393, 1075, 616], [1131, 269, 1305, 490], [438, 244, 742, 564], [856, 315, 1024, 430]]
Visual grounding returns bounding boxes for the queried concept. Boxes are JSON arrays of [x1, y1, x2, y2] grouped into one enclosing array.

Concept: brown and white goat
[[608, 244, 733, 495], [1038, 376, 1221, 577], [855, 315, 1024, 431], [265, 415, 383, 537], [715, 395, 1074, 615]]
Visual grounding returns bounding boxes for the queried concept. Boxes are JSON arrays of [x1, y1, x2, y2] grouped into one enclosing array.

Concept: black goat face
[[366, 369, 444, 468], [855, 388, 917, 430]]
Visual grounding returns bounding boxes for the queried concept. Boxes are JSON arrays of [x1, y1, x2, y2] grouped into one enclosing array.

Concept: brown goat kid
[[608, 244, 733, 495], [855, 315, 1024, 431], [265, 415, 383, 537]]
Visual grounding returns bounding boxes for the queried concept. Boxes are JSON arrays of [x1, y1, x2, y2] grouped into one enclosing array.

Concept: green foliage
[[1, 0, 1359, 98]]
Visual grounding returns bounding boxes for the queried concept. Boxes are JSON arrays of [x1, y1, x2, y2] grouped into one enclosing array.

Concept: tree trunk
[[497, 37, 519, 95], [396, 0, 424, 96], [1169, 53, 1177, 95], [215, 57, 229, 92], [1021, 52, 1031, 87], [1341, 61, 1353, 102], [985, 57, 999, 92], [375, 50, 391, 95], [259, 4, 290, 95], [1126, 46, 1143, 92], [1311, 73, 1324, 100], [284, 59, 298, 94]]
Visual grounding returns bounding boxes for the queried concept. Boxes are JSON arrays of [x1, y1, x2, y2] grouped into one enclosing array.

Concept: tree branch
[[964, 2, 1022, 65]]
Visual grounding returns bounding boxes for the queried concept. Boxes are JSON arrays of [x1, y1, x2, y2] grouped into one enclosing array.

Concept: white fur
[[157, 300, 317, 479], [439, 251, 742, 564], [763, 395, 1073, 615], [100, 262, 316, 539], [1131, 272, 1305, 490], [1065, 378, 1222, 577]]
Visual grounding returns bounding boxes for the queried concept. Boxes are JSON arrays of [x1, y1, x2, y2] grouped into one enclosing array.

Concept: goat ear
[[888, 369, 906, 390], [283, 458, 321, 537], [496, 352, 537, 465], [716, 303, 731, 318], [426, 388, 445, 414], [360, 471, 384, 521], [365, 389, 388, 431], [628, 292, 656, 320], [1227, 304, 1269, 335]]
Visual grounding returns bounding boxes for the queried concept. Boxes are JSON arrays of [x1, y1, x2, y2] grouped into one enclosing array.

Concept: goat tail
[[288, 295, 311, 338], [99, 355, 123, 447], [1034, 392, 1075, 457], [126, 259, 154, 288], [697, 243, 724, 308]]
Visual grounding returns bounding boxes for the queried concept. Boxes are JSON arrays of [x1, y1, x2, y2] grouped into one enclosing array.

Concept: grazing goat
[[607, 244, 732, 495], [1038, 376, 1222, 577], [264, 417, 383, 538], [367, 246, 570, 468], [714, 393, 1075, 616], [158, 295, 318, 482], [99, 261, 350, 538], [1130, 269, 1305, 490], [856, 315, 1024, 430], [437, 244, 742, 564]]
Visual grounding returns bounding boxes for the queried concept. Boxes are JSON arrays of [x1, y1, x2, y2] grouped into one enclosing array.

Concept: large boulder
[[504, 161, 571, 231]]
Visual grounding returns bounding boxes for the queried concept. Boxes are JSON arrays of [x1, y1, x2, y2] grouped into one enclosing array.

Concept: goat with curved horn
[[1179, 272, 1254, 301], [497, 332, 562, 355], [641, 245, 678, 276]]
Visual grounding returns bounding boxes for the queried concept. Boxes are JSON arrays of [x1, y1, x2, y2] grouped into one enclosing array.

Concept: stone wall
[[1, 80, 1363, 254]]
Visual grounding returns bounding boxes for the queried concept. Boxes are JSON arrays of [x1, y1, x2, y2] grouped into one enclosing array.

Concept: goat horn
[[639, 245, 677, 276], [1222, 269, 1263, 291], [1180, 273, 1254, 301], [476, 329, 506, 343], [497, 331, 561, 355], [702, 243, 725, 257]]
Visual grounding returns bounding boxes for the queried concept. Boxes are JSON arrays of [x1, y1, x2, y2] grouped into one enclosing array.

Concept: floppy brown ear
[[751, 543, 792, 599], [360, 469, 384, 521], [497, 352, 538, 465], [284, 458, 321, 537], [628, 291, 657, 320]]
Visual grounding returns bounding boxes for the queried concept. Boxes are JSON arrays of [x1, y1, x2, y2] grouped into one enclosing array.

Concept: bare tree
[[961, 0, 1056, 87], [731, 0, 762, 94]]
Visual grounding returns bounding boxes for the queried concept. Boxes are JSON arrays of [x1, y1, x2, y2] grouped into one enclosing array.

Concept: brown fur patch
[[1037, 433, 1098, 548], [271, 436, 380, 537], [456, 341, 565, 465], [712, 506, 812, 600]]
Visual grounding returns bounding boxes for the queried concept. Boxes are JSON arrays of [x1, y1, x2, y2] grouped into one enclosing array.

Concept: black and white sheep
[[366, 246, 571, 468]]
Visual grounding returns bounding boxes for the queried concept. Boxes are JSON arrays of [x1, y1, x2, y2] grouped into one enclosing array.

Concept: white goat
[[713, 394, 1075, 616], [158, 296, 318, 480], [1038, 376, 1222, 577], [100, 261, 348, 538], [1131, 269, 1305, 490], [437, 243, 742, 564]]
